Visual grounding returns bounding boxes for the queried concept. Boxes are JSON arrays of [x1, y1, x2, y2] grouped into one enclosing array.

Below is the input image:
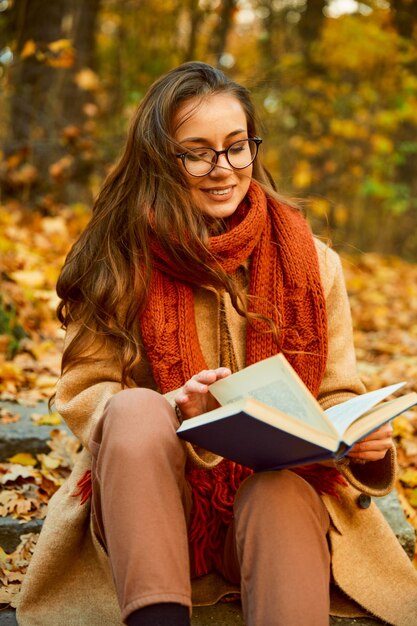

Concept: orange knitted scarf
[[137, 180, 346, 577]]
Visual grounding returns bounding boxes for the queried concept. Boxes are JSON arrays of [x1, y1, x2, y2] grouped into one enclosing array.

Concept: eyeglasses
[[176, 137, 262, 177]]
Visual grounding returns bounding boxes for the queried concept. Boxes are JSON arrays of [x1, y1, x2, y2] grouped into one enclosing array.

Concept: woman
[[17, 62, 417, 626]]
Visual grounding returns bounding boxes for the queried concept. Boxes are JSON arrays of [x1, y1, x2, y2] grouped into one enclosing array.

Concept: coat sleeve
[[315, 240, 397, 496], [54, 324, 123, 450], [316, 241, 366, 408]]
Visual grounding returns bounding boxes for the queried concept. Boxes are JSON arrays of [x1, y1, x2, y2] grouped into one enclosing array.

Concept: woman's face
[[173, 93, 253, 220]]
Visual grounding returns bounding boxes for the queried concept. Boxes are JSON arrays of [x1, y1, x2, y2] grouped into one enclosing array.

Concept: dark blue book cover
[[177, 408, 335, 471]]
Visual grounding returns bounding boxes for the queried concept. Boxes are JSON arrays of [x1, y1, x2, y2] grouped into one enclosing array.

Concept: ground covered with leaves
[[1, 204, 417, 607]]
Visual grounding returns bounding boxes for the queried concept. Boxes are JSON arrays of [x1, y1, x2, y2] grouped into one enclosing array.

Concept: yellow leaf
[[37, 453, 62, 470], [46, 42, 75, 68], [334, 204, 348, 226], [7, 453, 37, 466], [310, 198, 329, 218], [408, 488, 417, 508], [370, 134, 393, 154], [393, 415, 414, 439], [400, 469, 417, 488], [0, 362, 25, 384], [31, 411, 61, 426], [33, 374, 58, 391], [293, 161, 312, 189], [10, 270, 45, 289], [48, 39, 72, 53], [20, 40, 36, 59]]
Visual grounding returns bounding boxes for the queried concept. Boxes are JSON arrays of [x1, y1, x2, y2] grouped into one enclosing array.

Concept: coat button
[[357, 494, 371, 509]]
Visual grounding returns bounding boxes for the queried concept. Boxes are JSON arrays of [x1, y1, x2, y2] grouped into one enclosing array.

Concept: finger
[[175, 381, 209, 405], [183, 378, 210, 395], [349, 437, 392, 454], [174, 392, 190, 406], [348, 449, 389, 462], [192, 370, 219, 385], [362, 424, 393, 440], [213, 367, 232, 380]]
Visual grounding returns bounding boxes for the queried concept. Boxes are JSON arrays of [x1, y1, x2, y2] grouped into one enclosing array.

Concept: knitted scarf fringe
[[187, 461, 254, 577], [291, 463, 347, 497]]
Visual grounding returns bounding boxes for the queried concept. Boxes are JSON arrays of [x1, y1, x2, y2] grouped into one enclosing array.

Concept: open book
[[176, 354, 417, 471]]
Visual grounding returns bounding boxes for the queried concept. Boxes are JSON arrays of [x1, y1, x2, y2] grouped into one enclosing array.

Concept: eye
[[186, 148, 213, 162], [228, 140, 248, 154]]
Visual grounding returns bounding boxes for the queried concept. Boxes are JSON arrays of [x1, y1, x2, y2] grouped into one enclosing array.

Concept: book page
[[324, 382, 406, 436], [343, 392, 417, 445], [209, 354, 337, 434]]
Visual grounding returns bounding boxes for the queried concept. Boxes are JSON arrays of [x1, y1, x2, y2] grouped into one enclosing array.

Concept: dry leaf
[[7, 454, 37, 467], [0, 408, 20, 424], [400, 469, 417, 488], [20, 40, 36, 59], [31, 411, 61, 426]]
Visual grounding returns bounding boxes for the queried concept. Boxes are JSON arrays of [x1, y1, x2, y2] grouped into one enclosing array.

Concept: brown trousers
[[89, 388, 331, 626]]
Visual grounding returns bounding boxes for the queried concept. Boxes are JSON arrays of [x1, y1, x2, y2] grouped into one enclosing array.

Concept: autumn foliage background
[[1, 0, 417, 603]]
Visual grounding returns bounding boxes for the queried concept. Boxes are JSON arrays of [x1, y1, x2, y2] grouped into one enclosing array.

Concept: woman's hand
[[347, 423, 394, 462], [175, 367, 232, 420]]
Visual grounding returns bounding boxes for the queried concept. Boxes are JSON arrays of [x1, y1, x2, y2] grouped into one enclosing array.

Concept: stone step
[[0, 610, 18, 625], [0, 606, 386, 625], [192, 604, 385, 625], [374, 489, 415, 560], [0, 401, 70, 461], [0, 517, 44, 554]]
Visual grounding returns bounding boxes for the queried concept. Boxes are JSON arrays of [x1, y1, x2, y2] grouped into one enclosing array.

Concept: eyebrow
[[178, 129, 248, 144]]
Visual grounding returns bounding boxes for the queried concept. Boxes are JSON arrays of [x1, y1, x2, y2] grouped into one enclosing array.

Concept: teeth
[[207, 188, 231, 195]]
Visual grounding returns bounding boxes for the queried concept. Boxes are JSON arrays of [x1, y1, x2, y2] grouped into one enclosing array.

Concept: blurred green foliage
[[0, 295, 27, 358]]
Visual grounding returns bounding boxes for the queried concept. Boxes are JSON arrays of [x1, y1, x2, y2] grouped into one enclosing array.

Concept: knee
[[235, 470, 321, 518], [101, 388, 177, 449]]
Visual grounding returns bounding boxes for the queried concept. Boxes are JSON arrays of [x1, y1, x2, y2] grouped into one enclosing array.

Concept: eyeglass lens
[[184, 139, 258, 176]]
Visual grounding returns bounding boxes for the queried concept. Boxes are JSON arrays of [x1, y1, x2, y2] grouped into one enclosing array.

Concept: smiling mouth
[[203, 187, 233, 196]]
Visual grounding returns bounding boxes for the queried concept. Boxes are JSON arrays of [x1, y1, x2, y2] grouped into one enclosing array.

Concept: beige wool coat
[[16, 240, 417, 626]]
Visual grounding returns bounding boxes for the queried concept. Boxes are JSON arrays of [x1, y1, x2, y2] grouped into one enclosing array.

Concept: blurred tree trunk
[[389, 0, 417, 256], [390, 0, 417, 39], [5, 0, 67, 168], [61, 0, 100, 126], [58, 0, 101, 203], [2, 0, 100, 205], [298, 0, 326, 67], [209, 0, 237, 66], [183, 0, 204, 62], [257, 0, 280, 77]]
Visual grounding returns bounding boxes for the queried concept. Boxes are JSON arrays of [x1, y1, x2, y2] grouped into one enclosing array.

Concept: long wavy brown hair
[[57, 61, 288, 386]]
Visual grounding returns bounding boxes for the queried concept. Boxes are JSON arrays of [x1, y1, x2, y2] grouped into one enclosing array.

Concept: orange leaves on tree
[[49, 155, 74, 182], [46, 39, 75, 68], [292, 160, 312, 189], [19, 39, 75, 68], [19, 40, 37, 60]]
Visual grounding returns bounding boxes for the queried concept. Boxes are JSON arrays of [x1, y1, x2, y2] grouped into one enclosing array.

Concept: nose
[[210, 152, 232, 176]]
